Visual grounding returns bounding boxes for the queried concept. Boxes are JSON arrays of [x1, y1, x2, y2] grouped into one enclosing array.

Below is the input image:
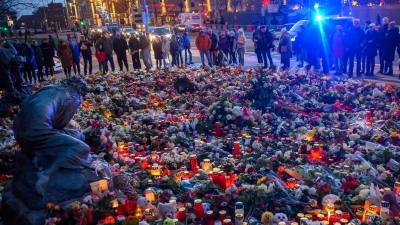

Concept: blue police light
[[315, 14, 323, 21], [314, 3, 319, 8]]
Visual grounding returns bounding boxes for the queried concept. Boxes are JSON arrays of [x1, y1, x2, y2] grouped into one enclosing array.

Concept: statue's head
[[62, 76, 88, 96]]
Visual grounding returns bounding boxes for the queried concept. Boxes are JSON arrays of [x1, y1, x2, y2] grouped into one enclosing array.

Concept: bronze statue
[[12, 76, 90, 195]]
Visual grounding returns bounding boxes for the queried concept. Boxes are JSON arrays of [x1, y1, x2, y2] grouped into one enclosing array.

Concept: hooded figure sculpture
[[12, 76, 90, 195]]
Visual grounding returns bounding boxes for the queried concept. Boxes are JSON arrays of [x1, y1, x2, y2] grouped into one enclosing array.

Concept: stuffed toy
[[163, 218, 175, 225], [212, 193, 233, 214], [273, 213, 288, 225], [383, 191, 400, 216], [157, 202, 177, 218], [261, 211, 274, 225], [137, 196, 152, 210]]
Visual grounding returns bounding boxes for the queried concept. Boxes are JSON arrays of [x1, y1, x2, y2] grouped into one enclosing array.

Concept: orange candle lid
[[305, 214, 312, 219], [297, 213, 305, 217], [317, 214, 324, 219]]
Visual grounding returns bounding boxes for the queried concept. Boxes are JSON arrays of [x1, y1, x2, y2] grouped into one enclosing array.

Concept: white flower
[[226, 115, 232, 120], [309, 187, 317, 195]]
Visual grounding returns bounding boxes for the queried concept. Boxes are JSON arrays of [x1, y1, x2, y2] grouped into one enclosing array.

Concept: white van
[[178, 13, 203, 26]]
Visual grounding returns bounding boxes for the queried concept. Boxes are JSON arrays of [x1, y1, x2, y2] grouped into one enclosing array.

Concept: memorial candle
[[177, 207, 187, 222], [87, 208, 92, 223], [190, 155, 199, 172], [194, 199, 204, 218], [233, 142, 241, 159], [366, 110, 372, 124], [215, 122, 221, 137]]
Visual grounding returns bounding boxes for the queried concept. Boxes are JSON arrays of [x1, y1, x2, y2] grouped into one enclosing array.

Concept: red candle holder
[[177, 207, 187, 222], [215, 122, 221, 137], [194, 199, 204, 219], [190, 155, 199, 172], [219, 210, 227, 222], [233, 142, 241, 159]]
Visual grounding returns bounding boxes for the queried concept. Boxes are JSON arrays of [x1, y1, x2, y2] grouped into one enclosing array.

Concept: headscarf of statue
[[61, 76, 88, 97]]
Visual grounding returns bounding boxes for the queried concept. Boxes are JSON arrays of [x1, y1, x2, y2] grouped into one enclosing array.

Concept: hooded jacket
[[31, 44, 44, 66], [57, 45, 73, 68], [208, 33, 218, 51], [218, 36, 229, 53]]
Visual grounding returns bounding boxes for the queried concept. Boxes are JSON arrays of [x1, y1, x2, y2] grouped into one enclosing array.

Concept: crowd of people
[[291, 17, 400, 77]]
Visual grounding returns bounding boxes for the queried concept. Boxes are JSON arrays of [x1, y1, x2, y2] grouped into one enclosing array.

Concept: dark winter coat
[[378, 24, 388, 51], [57, 45, 73, 68], [228, 35, 237, 52], [253, 30, 260, 53], [278, 33, 292, 59], [139, 36, 150, 50], [96, 37, 113, 54], [152, 41, 163, 60], [22, 44, 37, 70], [78, 41, 93, 57], [113, 38, 128, 56], [170, 38, 179, 54], [31, 45, 44, 66], [332, 32, 346, 58], [383, 28, 399, 61], [218, 37, 229, 53], [208, 33, 218, 51], [128, 37, 140, 51], [256, 31, 274, 50], [346, 26, 365, 51], [40, 42, 55, 67], [182, 34, 191, 49], [364, 29, 379, 57]]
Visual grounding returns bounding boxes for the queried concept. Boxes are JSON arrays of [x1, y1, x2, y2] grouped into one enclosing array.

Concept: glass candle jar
[[177, 207, 186, 222], [219, 210, 227, 222], [194, 199, 204, 219], [235, 214, 244, 225]]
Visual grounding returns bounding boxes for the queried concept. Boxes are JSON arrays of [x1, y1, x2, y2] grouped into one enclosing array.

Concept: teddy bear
[[157, 202, 177, 219], [273, 213, 288, 225], [212, 193, 233, 214], [137, 196, 153, 210], [261, 211, 274, 225]]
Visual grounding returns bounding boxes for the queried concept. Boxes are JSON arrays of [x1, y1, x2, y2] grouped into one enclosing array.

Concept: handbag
[[280, 45, 287, 53]]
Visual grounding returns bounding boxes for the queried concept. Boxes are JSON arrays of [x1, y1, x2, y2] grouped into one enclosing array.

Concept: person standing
[[382, 21, 399, 75], [278, 28, 292, 70], [196, 30, 212, 67], [252, 25, 262, 64], [176, 33, 184, 66], [237, 28, 246, 66], [152, 36, 164, 69], [207, 28, 218, 65], [182, 31, 193, 64], [170, 35, 180, 67], [228, 30, 237, 65], [128, 34, 141, 70], [256, 26, 274, 69], [364, 23, 379, 76], [57, 40, 73, 77], [113, 32, 129, 71], [40, 38, 55, 78], [95, 45, 107, 74], [139, 33, 152, 70], [360, 20, 371, 74], [376, 14, 381, 26], [78, 36, 93, 75], [161, 36, 170, 67], [48, 35, 56, 50], [96, 31, 115, 73], [345, 19, 365, 77], [31, 40, 45, 82], [217, 32, 229, 60], [332, 25, 346, 75], [68, 38, 81, 75], [378, 17, 389, 74], [21, 43, 38, 85]]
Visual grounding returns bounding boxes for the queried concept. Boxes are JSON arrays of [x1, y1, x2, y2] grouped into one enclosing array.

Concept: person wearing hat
[[113, 32, 129, 71], [95, 31, 115, 73]]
